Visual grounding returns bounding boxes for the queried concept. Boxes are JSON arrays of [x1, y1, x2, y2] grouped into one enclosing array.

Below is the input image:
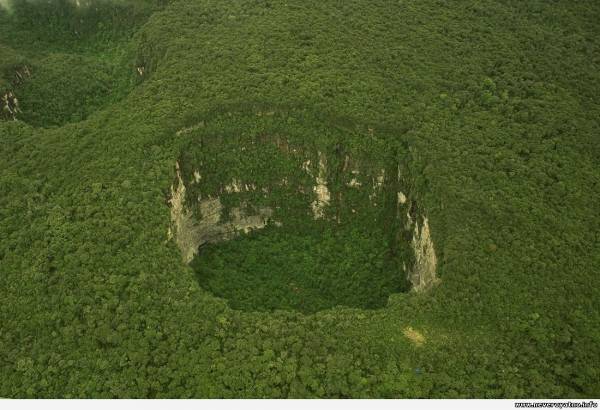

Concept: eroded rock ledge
[[169, 162, 273, 264]]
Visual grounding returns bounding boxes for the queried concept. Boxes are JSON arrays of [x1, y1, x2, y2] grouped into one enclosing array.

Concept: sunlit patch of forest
[[1, 0, 599, 398]]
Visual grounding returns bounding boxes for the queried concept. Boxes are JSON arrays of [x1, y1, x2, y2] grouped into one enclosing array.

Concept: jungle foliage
[[192, 223, 404, 313], [1, 0, 599, 399]]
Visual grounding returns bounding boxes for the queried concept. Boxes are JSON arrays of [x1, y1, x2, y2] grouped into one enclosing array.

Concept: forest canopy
[[0, 0, 599, 399]]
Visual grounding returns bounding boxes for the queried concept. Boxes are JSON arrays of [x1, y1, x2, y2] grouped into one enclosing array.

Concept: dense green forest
[[1, 0, 599, 398], [192, 223, 404, 313]]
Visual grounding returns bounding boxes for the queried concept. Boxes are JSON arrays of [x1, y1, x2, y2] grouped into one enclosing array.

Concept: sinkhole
[[169, 110, 438, 313]]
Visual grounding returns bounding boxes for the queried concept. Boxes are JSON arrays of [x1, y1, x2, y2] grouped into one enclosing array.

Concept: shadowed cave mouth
[[170, 111, 437, 314]]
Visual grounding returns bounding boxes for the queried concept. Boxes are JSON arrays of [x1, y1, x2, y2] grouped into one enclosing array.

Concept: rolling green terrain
[[1, 0, 600, 398]]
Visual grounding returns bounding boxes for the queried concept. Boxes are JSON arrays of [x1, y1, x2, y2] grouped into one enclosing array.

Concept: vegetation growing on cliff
[[1, 0, 599, 398]]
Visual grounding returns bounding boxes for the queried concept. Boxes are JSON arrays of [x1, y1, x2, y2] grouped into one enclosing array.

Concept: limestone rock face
[[169, 162, 201, 263], [169, 162, 272, 263], [311, 152, 330, 219], [408, 217, 439, 292], [1, 91, 21, 120]]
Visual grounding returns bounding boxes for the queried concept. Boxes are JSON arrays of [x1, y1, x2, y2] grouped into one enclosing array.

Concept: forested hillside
[[1, 0, 599, 398]]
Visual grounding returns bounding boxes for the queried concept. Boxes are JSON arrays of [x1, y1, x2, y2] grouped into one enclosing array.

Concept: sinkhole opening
[[190, 222, 408, 314], [169, 109, 439, 314]]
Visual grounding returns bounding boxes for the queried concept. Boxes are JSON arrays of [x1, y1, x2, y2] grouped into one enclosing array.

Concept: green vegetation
[[1, 0, 600, 399], [14, 52, 128, 126], [192, 223, 404, 313], [0, 0, 162, 125]]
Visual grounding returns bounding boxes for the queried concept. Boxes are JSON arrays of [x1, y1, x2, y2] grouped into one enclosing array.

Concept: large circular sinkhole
[[169, 109, 438, 314], [190, 223, 406, 313]]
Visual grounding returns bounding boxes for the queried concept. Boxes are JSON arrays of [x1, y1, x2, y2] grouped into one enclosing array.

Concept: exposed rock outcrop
[[1, 65, 31, 121], [408, 217, 439, 292], [170, 162, 273, 263], [1, 91, 21, 121], [311, 152, 330, 219]]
